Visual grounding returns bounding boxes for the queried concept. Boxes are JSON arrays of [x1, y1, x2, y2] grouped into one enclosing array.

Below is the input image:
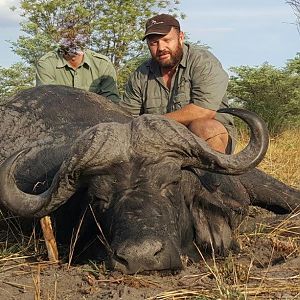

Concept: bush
[[228, 59, 300, 136]]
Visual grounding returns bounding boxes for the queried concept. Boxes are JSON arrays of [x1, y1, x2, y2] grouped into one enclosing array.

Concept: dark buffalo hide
[[0, 85, 299, 274]]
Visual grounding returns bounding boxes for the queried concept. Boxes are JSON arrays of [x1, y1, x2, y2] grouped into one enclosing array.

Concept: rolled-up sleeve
[[120, 70, 144, 117], [190, 53, 229, 111]]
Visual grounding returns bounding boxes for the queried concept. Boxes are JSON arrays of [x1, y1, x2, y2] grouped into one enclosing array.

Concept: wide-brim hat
[[142, 14, 180, 40]]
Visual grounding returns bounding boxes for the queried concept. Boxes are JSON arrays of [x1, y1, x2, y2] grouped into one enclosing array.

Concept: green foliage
[[228, 56, 300, 135], [0, 63, 35, 103], [13, 0, 97, 65], [286, 52, 300, 74], [13, 0, 183, 70], [1, 0, 183, 98]]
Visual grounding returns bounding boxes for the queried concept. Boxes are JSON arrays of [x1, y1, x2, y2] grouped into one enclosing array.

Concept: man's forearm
[[164, 103, 216, 126]]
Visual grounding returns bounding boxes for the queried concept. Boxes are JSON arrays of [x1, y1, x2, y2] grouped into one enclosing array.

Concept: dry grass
[[236, 128, 300, 187]]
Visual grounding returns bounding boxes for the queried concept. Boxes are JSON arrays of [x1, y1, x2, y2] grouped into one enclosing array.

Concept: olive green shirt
[[36, 49, 120, 103], [120, 43, 234, 130]]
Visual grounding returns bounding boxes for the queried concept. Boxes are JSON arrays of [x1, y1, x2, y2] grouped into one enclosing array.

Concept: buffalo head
[[0, 102, 269, 273]]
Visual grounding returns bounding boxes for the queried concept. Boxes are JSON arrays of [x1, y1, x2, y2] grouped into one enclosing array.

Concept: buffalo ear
[[189, 175, 248, 255], [190, 201, 234, 256]]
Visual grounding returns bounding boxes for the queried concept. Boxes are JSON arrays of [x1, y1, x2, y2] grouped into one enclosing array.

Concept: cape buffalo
[[0, 85, 299, 274]]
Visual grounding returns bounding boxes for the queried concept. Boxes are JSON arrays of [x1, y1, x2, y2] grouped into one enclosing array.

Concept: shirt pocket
[[172, 77, 191, 110], [143, 97, 165, 114], [173, 92, 190, 110]]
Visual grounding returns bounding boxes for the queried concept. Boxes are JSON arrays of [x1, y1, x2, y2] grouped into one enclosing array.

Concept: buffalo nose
[[113, 239, 182, 273]]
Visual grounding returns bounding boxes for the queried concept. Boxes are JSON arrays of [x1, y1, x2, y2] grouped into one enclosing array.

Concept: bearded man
[[120, 14, 235, 153]]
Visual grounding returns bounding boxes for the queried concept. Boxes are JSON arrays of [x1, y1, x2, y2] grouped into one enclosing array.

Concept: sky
[[0, 0, 299, 72]]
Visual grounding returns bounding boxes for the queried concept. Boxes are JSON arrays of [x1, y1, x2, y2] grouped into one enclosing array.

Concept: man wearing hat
[[120, 14, 235, 153]]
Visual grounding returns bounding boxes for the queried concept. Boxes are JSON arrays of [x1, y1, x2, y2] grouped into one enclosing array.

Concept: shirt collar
[[56, 50, 91, 69], [180, 43, 188, 68]]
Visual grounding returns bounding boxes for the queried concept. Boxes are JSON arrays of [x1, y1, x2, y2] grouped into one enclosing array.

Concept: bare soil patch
[[1, 207, 299, 300]]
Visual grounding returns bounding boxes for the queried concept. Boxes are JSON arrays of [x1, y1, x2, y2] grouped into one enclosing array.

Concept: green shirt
[[120, 43, 234, 129], [36, 49, 120, 103]]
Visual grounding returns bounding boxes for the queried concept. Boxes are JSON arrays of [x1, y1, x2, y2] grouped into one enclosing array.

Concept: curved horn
[[0, 123, 130, 217], [0, 149, 53, 216], [132, 108, 269, 175], [0, 148, 80, 217]]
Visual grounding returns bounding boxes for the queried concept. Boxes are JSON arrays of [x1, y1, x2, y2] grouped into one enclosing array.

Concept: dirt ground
[[1, 207, 299, 300]]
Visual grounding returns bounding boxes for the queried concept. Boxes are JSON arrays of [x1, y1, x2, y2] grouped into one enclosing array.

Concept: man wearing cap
[[36, 39, 120, 103], [120, 14, 235, 153]]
